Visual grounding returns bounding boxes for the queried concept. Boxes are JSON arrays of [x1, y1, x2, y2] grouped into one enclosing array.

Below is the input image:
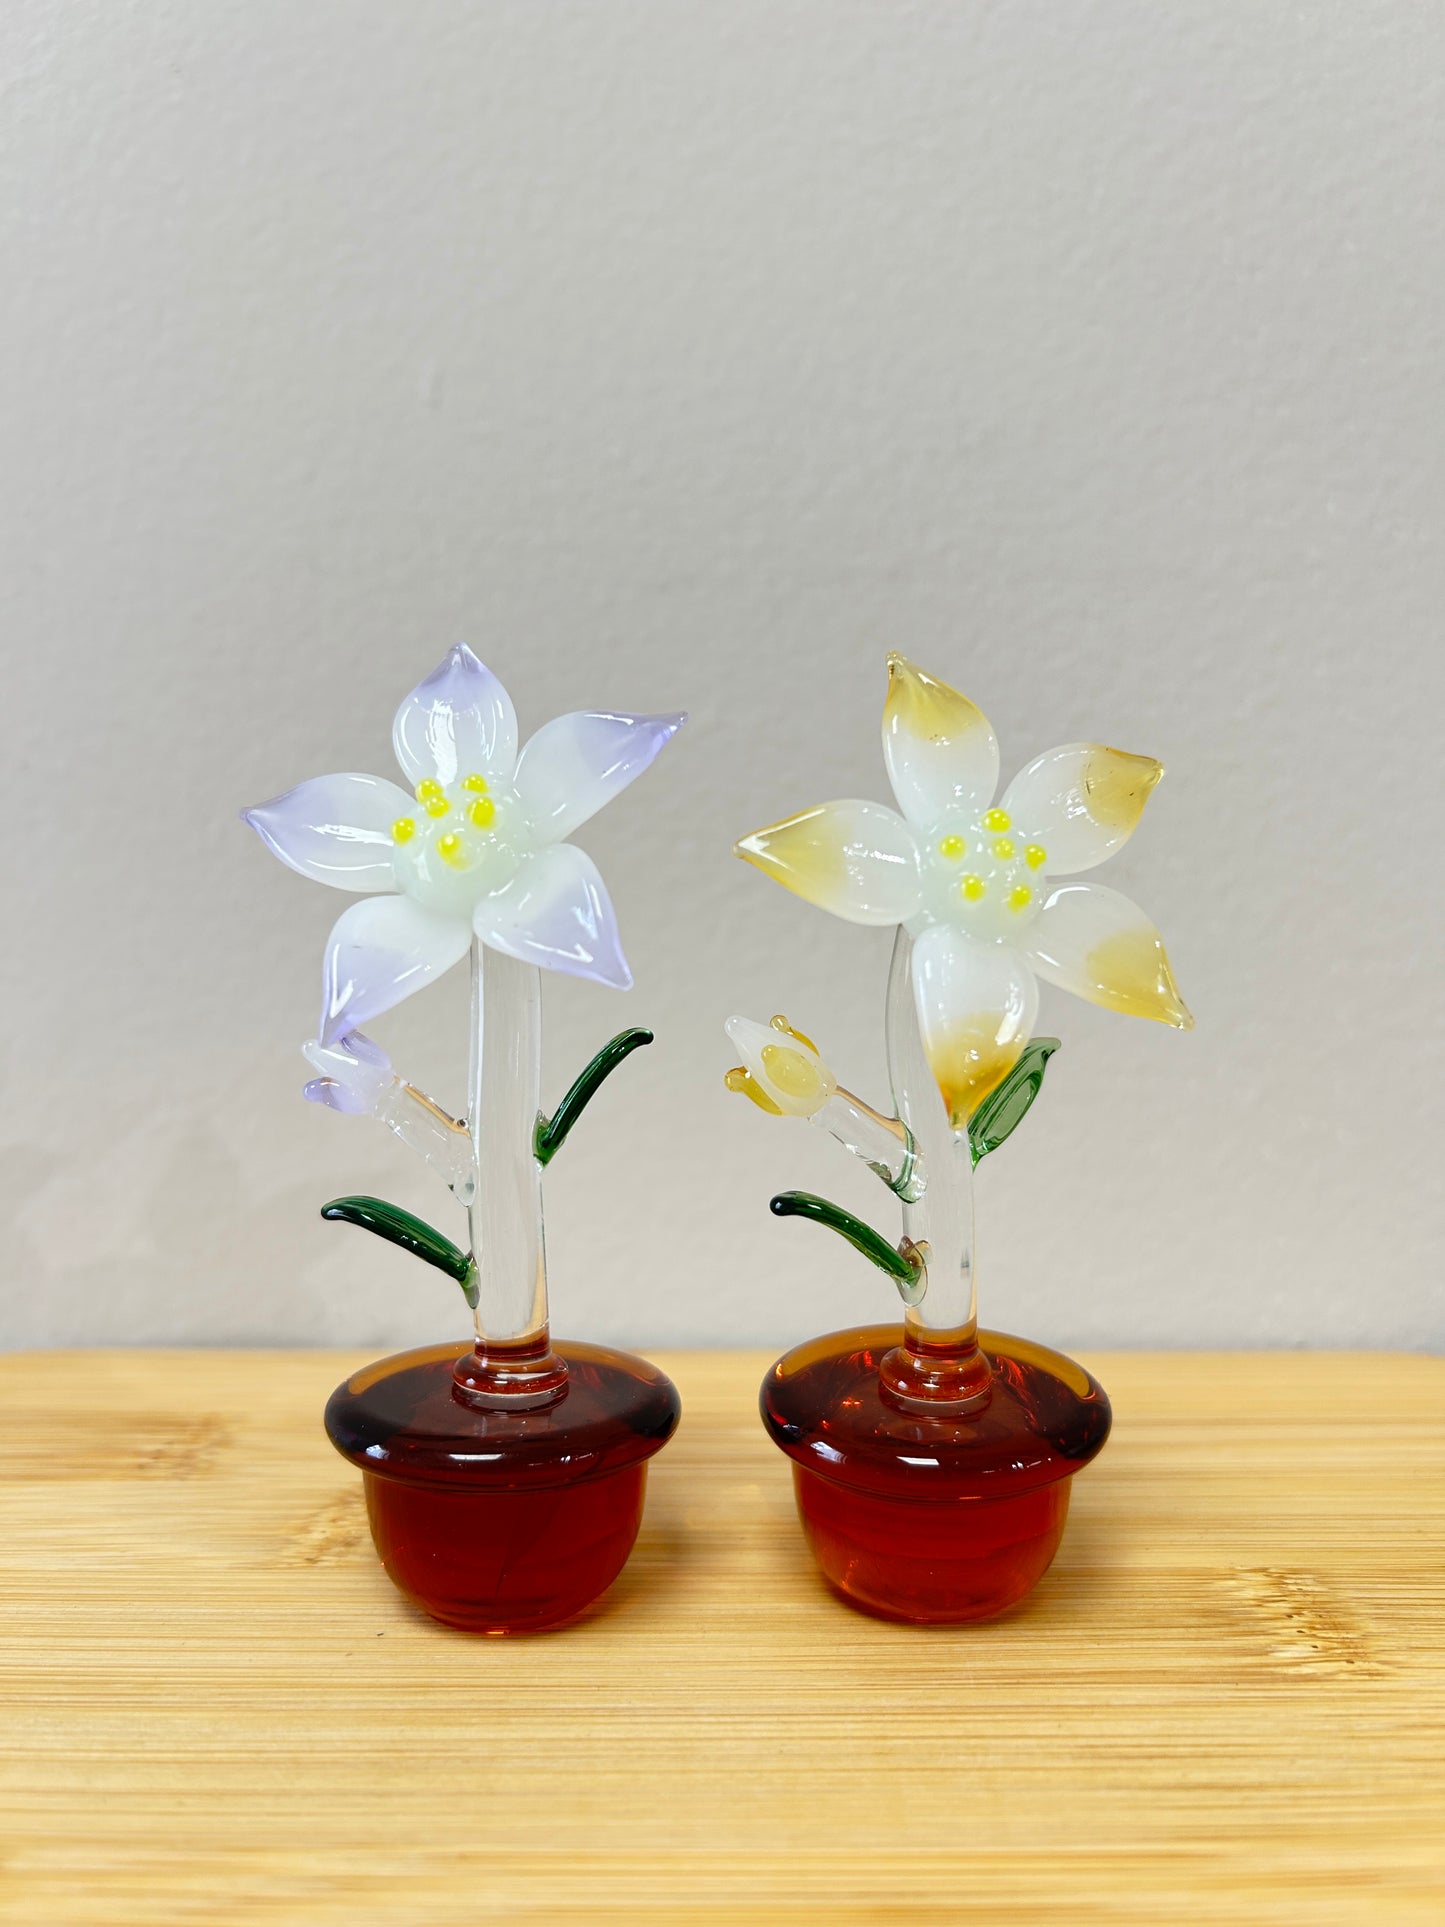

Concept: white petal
[[474, 844, 631, 989], [514, 709, 686, 843], [735, 800, 922, 926], [882, 653, 999, 831], [319, 895, 471, 1044], [911, 923, 1039, 1128], [1000, 743, 1164, 875], [1024, 881, 1193, 1027], [392, 645, 518, 789], [243, 772, 412, 891]]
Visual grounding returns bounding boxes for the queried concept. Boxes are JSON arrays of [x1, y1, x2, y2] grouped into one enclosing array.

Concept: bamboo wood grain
[[0, 1348, 1441, 1925]]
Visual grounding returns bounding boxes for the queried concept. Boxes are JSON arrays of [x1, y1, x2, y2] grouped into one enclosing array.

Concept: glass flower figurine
[[728, 654, 1191, 1623], [245, 645, 685, 1632]]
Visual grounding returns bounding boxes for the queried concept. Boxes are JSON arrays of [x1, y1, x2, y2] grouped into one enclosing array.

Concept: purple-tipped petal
[[335, 1028, 391, 1068], [319, 895, 472, 1044], [474, 843, 632, 989], [513, 709, 687, 843], [392, 644, 518, 790], [302, 1032, 396, 1110], [242, 773, 412, 891], [304, 1076, 365, 1114]]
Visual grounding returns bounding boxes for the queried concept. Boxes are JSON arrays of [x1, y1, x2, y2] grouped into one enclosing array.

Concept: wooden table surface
[[0, 1347, 1441, 1924]]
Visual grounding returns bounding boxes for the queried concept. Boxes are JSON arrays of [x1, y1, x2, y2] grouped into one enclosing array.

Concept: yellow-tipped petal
[[1001, 743, 1164, 874], [882, 654, 999, 831], [1025, 881, 1193, 1029], [770, 1013, 820, 1053], [1087, 927, 1193, 1026], [1084, 746, 1163, 832], [734, 799, 922, 927], [911, 923, 1039, 1129], [926, 1022, 1029, 1126], [725, 1066, 785, 1115]]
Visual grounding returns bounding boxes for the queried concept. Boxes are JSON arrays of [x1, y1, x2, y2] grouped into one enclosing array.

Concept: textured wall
[[2, 2, 1441, 1352]]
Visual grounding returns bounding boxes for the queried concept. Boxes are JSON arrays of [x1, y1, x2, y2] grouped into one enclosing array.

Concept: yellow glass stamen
[[436, 832, 465, 868], [937, 834, 967, 860], [1025, 844, 1047, 869], [993, 837, 1015, 860], [961, 874, 986, 902], [467, 796, 496, 829], [416, 778, 445, 803], [983, 807, 1012, 832], [424, 798, 449, 817], [391, 816, 415, 845], [1007, 884, 1033, 912], [461, 773, 490, 794]]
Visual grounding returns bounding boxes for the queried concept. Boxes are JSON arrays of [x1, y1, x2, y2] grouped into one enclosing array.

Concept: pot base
[[793, 1464, 1071, 1623], [362, 1460, 650, 1633], [326, 1339, 680, 1634], [761, 1324, 1110, 1624]]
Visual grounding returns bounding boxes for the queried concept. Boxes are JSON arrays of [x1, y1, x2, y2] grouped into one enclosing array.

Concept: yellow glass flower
[[735, 654, 1191, 1125]]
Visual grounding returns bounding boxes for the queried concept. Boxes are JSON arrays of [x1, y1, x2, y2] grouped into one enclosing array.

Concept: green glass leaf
[[967, 1038, 1061, 1167], [535, 1028, 654, 1166], [769, 1190, 925, 1305], [320, 1195, 479, 1308]]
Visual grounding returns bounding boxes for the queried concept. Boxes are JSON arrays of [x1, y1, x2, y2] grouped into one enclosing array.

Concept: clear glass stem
[[465, 939, 549, 1349], [885, 927, 977, 1345]]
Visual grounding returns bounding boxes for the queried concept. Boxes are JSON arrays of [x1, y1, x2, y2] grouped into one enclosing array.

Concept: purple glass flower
[[245, 647, 685, 1043]]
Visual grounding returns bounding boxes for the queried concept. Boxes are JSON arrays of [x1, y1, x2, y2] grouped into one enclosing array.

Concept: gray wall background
[[3, 2, 1441, 1353]]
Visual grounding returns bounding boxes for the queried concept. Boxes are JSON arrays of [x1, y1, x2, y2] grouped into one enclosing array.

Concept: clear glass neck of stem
[[378, 1082, 475, 1200], [885, 926, 978, 1348], [811, 1089, 918, 1197], [466, 939, 549, 1350]]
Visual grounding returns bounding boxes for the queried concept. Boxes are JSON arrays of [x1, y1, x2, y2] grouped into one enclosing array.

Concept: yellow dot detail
[[467, 796, 496, 829], [391, 816, 415, 845], [760, 1043, 824, 1103], [424, 797, 449, 818], [983, 808, 1012, 832], [462, 773, 489, 794], [937, 834, 967, 860], [1008, 884, 1033, 912], [436, 832, 465, 868], [993, 837, 1015, 860], [961, 874, 986, 902], [416, 778, 445, 803], [1025, 844, 1048, 869]]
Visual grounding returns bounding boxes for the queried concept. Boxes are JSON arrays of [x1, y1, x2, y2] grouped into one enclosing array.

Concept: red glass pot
[[761, 1322, 1110, 1623], [326, 1335, 680, 1633]]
